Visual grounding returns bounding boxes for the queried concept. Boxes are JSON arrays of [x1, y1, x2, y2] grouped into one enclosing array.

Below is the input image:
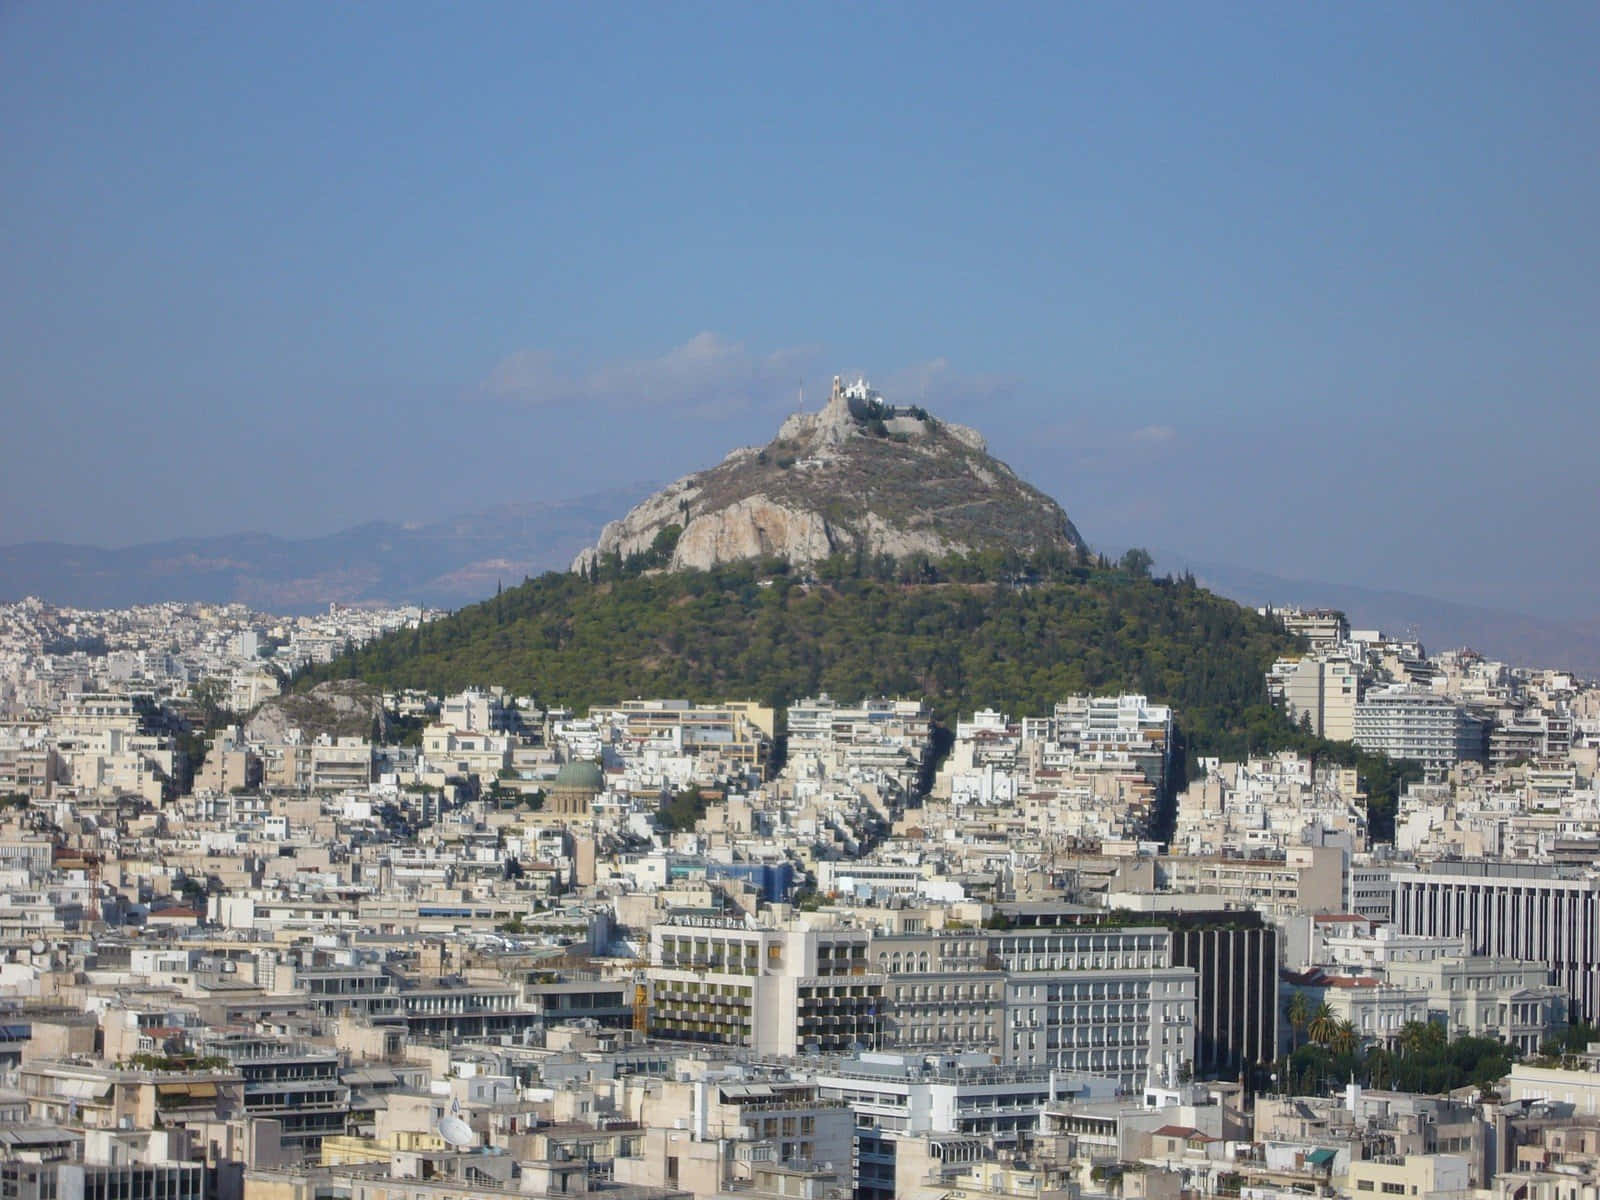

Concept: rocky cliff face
[[573, 378, 1085, 574], [244, 680, 388, 744]]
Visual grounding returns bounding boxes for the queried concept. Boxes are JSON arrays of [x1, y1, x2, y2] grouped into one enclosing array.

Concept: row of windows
[[894, 983, 998, 1002]]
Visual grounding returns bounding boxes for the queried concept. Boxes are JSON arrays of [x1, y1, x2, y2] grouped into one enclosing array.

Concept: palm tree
[[1328, 1018, 1359, 1058], [1307, 1002, 1339, 1047], [1286, 992, 1312, 1051], [1398, 1019, 1444, 1057], [1365, 1046, 1394, 1089]]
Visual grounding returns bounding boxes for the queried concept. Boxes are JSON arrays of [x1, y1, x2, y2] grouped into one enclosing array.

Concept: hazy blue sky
[[2, 4, 1596, 620]]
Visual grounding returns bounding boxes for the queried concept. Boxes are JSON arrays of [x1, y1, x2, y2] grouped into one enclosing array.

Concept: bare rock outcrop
[[245, 680, 387, 744], [573, 375, 1084, 574]]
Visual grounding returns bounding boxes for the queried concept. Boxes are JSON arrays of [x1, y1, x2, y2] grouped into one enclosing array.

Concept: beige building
[[1507, 1064, 1600, 1117], [613, 1073, 852, 1196], [420, 725, 513, 778], [1271, 655, 1359, 741], [646, 916, 884, 1055], [260, 736, 372, 791], [1157, 846, 1345, 918], [19, 1060, 244, 1132], [1346, 1153, 1470, 1200], [1385, 955, 1565, 1054]]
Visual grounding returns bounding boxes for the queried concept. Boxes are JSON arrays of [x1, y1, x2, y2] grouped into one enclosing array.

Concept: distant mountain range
[[0, 487, 649, 613], [4, 488, 1594, 677], [1141, 552, 1600, 677]]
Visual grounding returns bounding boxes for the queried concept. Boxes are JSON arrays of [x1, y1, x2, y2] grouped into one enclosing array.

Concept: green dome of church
[[552, 760, 604, 792]]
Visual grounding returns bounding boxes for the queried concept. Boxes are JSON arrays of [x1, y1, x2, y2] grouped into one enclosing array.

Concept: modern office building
[[1170, 922, 1279, 1081], [1393, 860, 1600, 1023]]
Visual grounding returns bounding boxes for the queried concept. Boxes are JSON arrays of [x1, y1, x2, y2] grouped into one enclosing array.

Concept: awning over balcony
[[156, 1082, 218, 1101], [52, 1079, 112, 1101]]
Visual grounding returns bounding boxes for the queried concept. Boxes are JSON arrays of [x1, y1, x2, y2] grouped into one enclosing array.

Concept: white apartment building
[[1354, 686, 1481, 772], [988, 927, 1196, 1092], [806, 1053, 1094, 1200], [439, 688, 520, 733]]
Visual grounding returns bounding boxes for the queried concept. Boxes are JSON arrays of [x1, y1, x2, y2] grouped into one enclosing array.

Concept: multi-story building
[[420, 726, 513, 778], [1312, 976, 1431, 1047], [615, 1071, 851, 1196], [1393, 860, 1600, 1024], [1354, 686, 1483, 773], [3, 1161, 205, 1200], [292, 967, 402, 1020], [1170, 922, 1279, 1082], [1489, 710, 1575, 769], [396, 981, 546, 1042], [439, 688, 521, 734], [1348, 860, 1397, 922], [646, 916, 885, 1055], [870, 932, 1001, 1052], [18, 1061, 244, 1132], [260, 735, 373, 791], [1385, 954, 1566, 1053], [1272, 608, 1350, 651], [1047, 695, 1173, 791], [199, 1033, 349, 1156], [1269, 655, 1360, 740], [1345, 1153, 1470, 1200], [1156, 846, 1345, 920], [988, 927, 1195, 1091], [806, 1053, 1086, 1200], [611, 699, 773, 769]]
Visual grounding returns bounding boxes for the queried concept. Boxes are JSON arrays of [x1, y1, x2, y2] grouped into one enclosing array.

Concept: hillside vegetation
[[303, 549, 1416, 835]]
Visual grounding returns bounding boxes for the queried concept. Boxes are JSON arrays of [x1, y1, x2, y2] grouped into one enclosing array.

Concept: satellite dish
[[437, 1115, 475, 1148]]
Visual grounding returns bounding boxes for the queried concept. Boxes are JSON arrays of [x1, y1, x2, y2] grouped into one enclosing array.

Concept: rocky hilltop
[[244, 680, 388, 744], [574, 377, 1085, 573]]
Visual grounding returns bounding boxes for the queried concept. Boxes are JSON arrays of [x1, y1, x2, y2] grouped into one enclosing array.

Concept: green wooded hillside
[[302, 550, 1415, 835]]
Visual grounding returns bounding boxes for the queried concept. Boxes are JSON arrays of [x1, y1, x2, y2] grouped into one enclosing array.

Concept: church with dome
[[545, 759, 604, 815]]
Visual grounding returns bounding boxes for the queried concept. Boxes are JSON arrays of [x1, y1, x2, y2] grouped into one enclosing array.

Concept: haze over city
[[2, 4, 1596, 622]]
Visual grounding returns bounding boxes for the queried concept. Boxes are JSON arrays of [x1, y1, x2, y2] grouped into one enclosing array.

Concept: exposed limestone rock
[[673, 496, 839, 570], [573, 375, 1084, 574], [245, 680, 387, 744]]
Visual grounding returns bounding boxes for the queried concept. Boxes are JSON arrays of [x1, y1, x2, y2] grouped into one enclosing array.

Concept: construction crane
[[630, 959, 650, 1035]]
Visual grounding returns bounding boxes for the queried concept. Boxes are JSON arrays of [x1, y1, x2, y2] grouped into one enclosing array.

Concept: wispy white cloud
[[1131, 424, 1177, 444], [482, 332, 821, 420]]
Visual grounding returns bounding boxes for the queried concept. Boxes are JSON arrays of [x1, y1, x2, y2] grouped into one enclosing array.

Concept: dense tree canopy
[[1283, 1020, 1512, 1096], [302, 549, 1415, 835]]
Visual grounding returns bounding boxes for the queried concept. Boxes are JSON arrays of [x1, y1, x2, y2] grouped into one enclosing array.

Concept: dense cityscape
[[0, 581, 1597, 1200], [5, 6, 1595, 1200]]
